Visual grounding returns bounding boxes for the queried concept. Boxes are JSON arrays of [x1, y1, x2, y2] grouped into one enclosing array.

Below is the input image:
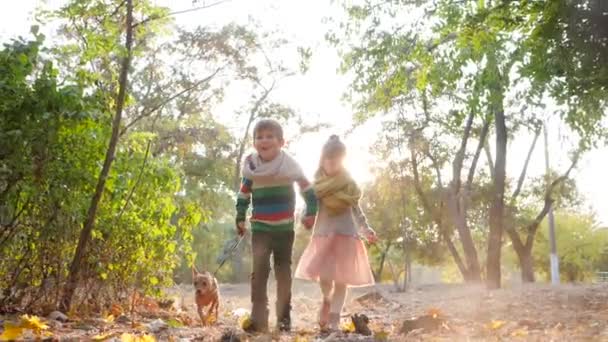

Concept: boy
[[235, 119, 317, 333]]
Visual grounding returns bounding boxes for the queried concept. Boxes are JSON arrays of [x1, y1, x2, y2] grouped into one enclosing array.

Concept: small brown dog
[[192, 266, 220, 326]]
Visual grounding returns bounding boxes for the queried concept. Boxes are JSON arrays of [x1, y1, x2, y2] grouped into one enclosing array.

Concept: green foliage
[[533, 213, 608, 282]]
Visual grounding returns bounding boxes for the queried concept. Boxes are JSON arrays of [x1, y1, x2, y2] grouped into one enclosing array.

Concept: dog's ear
[[192, 265, 199, 279]]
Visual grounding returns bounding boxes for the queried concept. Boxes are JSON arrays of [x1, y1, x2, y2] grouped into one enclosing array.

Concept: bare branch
[[466, 117, 491, 189], [511, 127, 541, 201], [121, 67, 223, 135], [484, 140, 495, 179], [452, 110, 475, 190], [423, 148, 444, 189], [133, 0, 231, 28], [524, 152, 581, 249], [115, 140, 151, 223]]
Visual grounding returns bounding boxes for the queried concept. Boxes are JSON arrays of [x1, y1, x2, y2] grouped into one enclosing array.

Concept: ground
[[2, 280, 608, 341]]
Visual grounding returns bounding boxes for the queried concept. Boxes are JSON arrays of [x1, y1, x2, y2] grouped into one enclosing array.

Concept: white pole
[[544, 121, 560, 285]]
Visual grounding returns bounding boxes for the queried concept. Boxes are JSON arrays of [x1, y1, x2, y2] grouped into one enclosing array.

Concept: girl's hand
[[364, 227, 378, 244], [302, 215, 315, 230]]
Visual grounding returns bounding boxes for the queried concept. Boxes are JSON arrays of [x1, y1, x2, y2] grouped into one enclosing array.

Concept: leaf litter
[[2, 282, 608, 341]]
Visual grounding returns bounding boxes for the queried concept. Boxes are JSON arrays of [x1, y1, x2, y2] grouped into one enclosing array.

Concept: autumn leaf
[[205, 314, 217, 325], [120, 333, 156, 342], [511, 328, 529, 337], [487, 320, 506, 330], [0, 323, 23, 341], [294, 335, 308, 342], [111, 304, 124, 317], [104, 314, 115, 323], [341, 321, 356, 333], [92, 332, 114, 341], [374, 329, 390, 341], [425, 307, 444, 319], [166, 318, 183, 328], [238, 314, 252, 330], [20, 314, 49, 334]]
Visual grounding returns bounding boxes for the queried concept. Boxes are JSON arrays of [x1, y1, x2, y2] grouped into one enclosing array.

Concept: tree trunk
[[59, 0, 134, 312], [447, 194, 481, 282], [519, 248, 535, 282], [374, 242, 391, 282], [487, 106, 507, 290], [443, 233, 470, 281]]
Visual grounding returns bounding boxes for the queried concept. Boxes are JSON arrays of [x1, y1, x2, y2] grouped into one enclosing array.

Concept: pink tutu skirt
[[295, 234, 375, 287]]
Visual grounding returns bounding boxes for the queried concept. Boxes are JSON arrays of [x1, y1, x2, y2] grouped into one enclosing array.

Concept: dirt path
[[3, 281, 608, 341]]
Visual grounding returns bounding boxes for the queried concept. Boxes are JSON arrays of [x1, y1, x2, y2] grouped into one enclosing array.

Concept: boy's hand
[[236, 221, 247, 236], [302, 215, 315, 230]]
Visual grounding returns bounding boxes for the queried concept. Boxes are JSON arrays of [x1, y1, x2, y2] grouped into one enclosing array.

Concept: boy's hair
[[252, 119, 284, 141]]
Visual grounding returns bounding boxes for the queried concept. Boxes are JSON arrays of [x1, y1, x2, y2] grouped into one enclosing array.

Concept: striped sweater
[[235, 152, 317, 232]]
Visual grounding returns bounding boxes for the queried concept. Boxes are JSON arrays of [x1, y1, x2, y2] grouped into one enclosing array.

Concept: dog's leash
[[213, 235, 245, 277]]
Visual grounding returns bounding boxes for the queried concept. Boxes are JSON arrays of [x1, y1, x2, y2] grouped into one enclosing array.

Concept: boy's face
[[254, 129, 284, 161]]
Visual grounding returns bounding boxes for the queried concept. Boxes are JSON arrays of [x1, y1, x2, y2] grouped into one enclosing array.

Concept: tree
[[329, 0, 607, 289], [60, 0, 135, 312]]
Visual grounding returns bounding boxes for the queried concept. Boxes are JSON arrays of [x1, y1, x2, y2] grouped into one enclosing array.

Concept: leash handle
[[213, 235, 245, 277]]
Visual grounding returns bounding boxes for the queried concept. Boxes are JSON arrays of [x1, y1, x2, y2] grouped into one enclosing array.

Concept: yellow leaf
[[205, 314, 217, 325], [139, 335, 156, 342], [120, 333, 136, 342], [0, 324, 23, 341], [294, 335, 308, 342], [238, 314, 251, 330], [425, 307, 443, 319], [374, 330, 390, 341], [511, 328, 529, 337], [104, 314, 115, 323], [488, 320, 506, 330], [93, 332, 116, 341], [341, 321, 356, 333], [20, 315, 49, 334]]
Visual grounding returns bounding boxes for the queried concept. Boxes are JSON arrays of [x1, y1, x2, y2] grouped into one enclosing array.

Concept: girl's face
[[322, 155, 344, 176]]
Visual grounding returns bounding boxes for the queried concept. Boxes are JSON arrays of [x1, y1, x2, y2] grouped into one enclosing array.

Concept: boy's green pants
[[250, 230, 295, 331]]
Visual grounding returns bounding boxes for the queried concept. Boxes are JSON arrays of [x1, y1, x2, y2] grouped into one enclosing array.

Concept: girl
[[295, 135, 377, 331]]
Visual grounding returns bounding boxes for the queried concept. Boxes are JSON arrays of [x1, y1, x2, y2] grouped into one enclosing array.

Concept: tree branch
[[121, 67, 223, 135], [511, 127, 541, 201], [115, 140, 151, 224], [133, 0, 231, 28], [466, 117, 490, 189], [423, 148, 444, 189], [524, 152, 581, 250], [452, 110, 475, 191], [484, 140, 495, 179]]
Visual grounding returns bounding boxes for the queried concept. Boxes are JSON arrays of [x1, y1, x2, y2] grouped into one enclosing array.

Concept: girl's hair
[[315, 135, 346, 177]]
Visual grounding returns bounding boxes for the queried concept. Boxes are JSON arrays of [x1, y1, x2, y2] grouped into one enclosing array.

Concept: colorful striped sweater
[[235, 152, 317, 232]]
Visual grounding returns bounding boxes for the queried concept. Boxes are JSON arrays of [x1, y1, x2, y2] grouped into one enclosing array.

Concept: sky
[[1, 0, 607, 225]]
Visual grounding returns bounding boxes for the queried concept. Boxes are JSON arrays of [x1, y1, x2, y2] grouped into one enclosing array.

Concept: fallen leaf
[[511, 328, 529, 337], [374, 329, 390, 341], [488, 320, 506, 330], [111, 304, 124, 317], [120, 333, 156, 342], [166, 318, 183, 328], [294, 335, 308, 342], [104, 314, 115, 324], [238, 314, 252, 330], [205, 314, 217, 325], [92, 332, 113, 341], [20, 314, 49, 334], [426, 307, 444, 319], [341, 321, 356, 333], [0, 324, 23, 341]]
